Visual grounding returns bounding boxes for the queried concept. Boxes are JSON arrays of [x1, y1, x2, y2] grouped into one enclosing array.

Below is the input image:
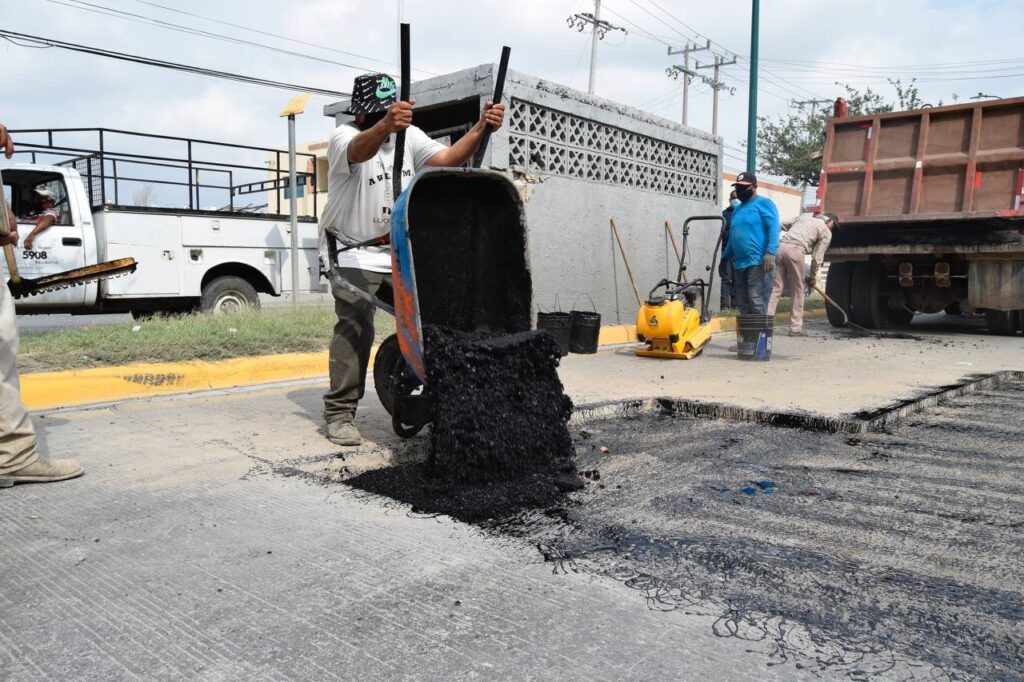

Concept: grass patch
[[18, 306, 396, 374]]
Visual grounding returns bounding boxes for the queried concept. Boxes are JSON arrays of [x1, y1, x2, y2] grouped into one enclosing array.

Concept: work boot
[[788, 329, 806, 337], [0, 458, 83, 487], [326, 419, 362, 446]]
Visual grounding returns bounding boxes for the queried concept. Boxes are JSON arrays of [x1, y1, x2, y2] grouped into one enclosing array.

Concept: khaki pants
[[0, 283, 39, 475], [322, 268, 393, 425], [768, 242, 807, 331]]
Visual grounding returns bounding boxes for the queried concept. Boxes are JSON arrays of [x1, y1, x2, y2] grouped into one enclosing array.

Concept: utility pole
[[666, 39, 710, 126], [791, 98, 831, 117], [695, 54, 737, 136], [566, 2, 626, 95], [746, 0, 759, 172]]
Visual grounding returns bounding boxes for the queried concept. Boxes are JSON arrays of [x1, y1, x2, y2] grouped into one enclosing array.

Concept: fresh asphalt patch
[[254, 377, 1024, 680]]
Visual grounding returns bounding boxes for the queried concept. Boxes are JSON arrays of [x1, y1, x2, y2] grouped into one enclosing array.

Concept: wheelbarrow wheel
[[374, 333, 431, 438], [373, 334, 401, 416]]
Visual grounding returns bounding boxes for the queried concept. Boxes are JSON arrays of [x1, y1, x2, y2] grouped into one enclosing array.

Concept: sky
[[3, 0, 1023, 182]]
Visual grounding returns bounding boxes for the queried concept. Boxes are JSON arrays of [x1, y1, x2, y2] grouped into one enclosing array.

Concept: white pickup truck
[[2, 128, 322, 317]]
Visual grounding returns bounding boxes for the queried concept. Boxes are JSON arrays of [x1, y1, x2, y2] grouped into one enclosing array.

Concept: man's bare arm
[[23, 215, 55, 250], [346, 100, 416, 164], [426, 101, 506, 168]]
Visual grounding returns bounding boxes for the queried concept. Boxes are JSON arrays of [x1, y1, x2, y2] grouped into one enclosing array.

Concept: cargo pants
[[0, 283, 40, 476], [768, 241, 807, 331], [322, 268, 394, 425]]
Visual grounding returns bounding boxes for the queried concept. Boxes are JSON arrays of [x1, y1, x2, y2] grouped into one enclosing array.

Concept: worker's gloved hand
[[762, 253, 775, 271], [805, 275, 817, 287]]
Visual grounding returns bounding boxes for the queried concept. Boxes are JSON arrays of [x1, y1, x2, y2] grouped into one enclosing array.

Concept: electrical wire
[[119, 0, 439, 75], [48, 0, 396, 76], [0, 30, 350, 97]]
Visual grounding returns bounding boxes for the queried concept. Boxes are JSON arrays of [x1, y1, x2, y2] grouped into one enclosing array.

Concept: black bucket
[[569, 295, 601, 354], [537, 311, 572, 356], [735, 314, 774, 361]]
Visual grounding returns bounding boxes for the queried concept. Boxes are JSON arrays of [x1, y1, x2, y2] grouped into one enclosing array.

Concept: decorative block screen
[[508, 98, 718, 201]]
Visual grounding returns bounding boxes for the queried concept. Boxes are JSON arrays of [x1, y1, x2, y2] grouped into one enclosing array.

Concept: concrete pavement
[[2, 317, 1022, 679]]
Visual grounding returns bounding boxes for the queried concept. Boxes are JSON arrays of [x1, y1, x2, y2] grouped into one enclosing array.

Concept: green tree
[[755, 79, 942, 187]]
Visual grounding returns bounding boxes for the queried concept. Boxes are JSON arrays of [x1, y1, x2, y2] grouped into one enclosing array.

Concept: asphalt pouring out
[[423, 325, 578, 486]]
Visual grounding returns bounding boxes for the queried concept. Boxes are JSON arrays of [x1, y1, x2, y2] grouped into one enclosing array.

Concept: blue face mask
[[730, 199, 741, 209]]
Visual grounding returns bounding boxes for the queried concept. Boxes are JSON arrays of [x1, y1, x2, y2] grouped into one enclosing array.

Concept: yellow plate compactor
[[636, 215, 726, 359]]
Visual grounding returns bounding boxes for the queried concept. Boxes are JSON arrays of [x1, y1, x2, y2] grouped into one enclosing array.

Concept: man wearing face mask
[[720, 172, 779, 315], [318, 73, 505, 446], [718, 189, 739, 310]]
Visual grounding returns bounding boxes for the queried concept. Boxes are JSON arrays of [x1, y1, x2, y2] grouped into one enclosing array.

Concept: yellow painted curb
[[22, 309, 829, 411], [22, 351, 331, 411]]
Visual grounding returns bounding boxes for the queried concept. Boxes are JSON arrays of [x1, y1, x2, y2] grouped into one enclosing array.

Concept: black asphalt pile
[[423, 325, 576, 484]]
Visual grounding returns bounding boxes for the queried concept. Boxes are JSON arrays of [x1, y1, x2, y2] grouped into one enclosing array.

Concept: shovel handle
[[0, 169, 21, 284]]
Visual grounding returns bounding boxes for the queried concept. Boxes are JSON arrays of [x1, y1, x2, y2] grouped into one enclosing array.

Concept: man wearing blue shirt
[[720, 172, 779, 314]]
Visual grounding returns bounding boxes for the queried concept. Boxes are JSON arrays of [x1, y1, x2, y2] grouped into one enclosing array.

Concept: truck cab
[[2, 128, 323, 316]]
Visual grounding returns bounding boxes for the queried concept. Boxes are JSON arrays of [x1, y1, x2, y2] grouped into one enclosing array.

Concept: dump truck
[[1, 128, 321, 317], [820, 96, 1024, 334]]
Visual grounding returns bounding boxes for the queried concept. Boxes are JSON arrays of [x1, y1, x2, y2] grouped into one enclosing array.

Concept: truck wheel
[[887, 307, 915, 326], [944, 301, 962, 316], [200, 276, 260, 314], [850, 261, 888, 329], [985, 309, 1019, 336], [824, 262, 854, 328]]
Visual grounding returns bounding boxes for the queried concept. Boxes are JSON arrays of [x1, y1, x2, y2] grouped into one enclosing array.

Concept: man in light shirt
[[319, 73, 505, 446], [0, 123, 84, 486], [22, 187, 61, 250], [767, 212, 838, 336]]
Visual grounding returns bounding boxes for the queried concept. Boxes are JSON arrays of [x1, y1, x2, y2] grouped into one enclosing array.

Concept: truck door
[[2, 171, 88, 307]]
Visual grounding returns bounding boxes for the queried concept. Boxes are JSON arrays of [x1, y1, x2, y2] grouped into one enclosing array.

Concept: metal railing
[[7, 127, 319, 218]]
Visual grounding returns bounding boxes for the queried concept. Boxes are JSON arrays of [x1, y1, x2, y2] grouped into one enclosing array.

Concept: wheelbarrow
[[324, 166, 533, 438]]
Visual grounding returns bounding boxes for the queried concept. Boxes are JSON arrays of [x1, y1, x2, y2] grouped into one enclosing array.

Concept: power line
[[48, 0, 400, 77], [625, 0, 826, 101], [120, 0, 438, 75], [0, 29, 350, 98]]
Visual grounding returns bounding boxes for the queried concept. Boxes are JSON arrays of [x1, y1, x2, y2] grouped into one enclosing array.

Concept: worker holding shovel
[[0, 123, 83, 487], [767, 212, 838, 336], [319, 73, 505, 446]]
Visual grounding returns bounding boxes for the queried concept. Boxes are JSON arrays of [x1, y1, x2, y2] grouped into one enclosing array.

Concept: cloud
[[2, 0, 1021, 178]]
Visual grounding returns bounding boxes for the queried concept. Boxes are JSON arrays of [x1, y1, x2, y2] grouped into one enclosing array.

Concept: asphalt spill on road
[[340, 379, 1024, 679]]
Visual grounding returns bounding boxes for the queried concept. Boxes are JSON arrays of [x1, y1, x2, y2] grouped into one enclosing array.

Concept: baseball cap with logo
[[732, 171, 757, 186], [343, 73, 399, 115]]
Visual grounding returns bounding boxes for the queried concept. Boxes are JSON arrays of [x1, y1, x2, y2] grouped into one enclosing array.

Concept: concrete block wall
[[326, 65, 724, 325]]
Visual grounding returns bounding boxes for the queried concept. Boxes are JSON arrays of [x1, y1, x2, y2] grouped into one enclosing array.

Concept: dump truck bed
[[820, 96, 1024, 226]]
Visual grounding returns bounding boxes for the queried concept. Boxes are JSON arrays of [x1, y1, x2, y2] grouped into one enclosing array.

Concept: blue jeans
[[734, 265, 772, 315]]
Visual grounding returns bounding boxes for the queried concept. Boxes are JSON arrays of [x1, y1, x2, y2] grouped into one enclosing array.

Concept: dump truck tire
[[888, 307, 915, 326], [824, 262, 854, 328], [851, 262, 888, 329], [985, 309, 1019, 336]]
